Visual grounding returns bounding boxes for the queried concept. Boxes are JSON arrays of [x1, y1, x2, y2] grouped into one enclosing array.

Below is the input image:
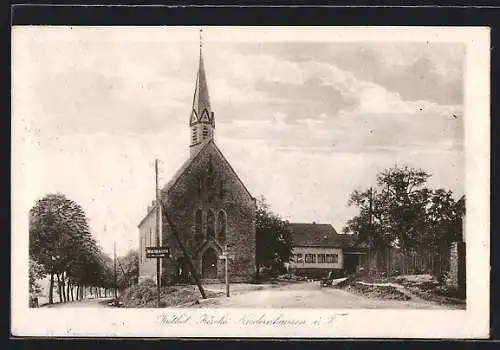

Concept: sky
[[13, 27, 465, 257]]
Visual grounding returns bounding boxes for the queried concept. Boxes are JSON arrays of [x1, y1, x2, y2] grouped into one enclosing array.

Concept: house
[[288, 222, 368, 278], [138, 38, 257, 284]]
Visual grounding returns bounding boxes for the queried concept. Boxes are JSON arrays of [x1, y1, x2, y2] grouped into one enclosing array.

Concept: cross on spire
[[199, 28, 203, 53]]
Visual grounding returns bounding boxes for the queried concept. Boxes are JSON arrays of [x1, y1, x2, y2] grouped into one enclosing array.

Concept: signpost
[[219, 245, 234, 297], [146, 245, 169, 307], [146, 246, 170, 259]]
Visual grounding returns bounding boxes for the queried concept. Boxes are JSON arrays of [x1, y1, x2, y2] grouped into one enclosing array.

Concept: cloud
[[207, 51, 463, 158], [17, 39, 197, 136], [14, 28, 465, 256], [220, 42, 465, 105]]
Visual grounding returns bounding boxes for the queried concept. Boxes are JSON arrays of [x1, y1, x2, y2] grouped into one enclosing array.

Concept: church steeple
[[189, 29, 215, 155]]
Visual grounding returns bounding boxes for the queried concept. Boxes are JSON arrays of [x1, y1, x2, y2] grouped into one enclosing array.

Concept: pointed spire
[[190, 28, 213, 127]]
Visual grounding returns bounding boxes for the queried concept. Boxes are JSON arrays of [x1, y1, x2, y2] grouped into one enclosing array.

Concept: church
[[138, 38, 257, 284]]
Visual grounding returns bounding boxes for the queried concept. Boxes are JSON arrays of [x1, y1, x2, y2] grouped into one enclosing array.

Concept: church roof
[[161, 139, 209, 196], [287, 222, 360, 248], [159, 139, 255, 201]]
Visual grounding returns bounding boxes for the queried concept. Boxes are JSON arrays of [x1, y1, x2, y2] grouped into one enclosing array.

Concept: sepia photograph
[[11, 26, 489, 338]]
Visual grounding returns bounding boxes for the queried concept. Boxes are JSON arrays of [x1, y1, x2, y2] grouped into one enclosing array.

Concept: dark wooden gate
[[202, 248, 218, 279]]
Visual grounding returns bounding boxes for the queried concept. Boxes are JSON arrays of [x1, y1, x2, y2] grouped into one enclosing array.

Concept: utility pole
[[114, 242, 117, 299], [155, 158, 162, 308]]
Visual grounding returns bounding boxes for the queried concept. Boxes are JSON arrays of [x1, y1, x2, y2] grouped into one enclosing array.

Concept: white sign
[[219, 254, 234, 260]]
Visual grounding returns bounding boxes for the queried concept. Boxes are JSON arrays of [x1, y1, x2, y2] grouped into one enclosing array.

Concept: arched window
[[195, 209, 202, 236], [208, 154, 213, 174], [206, 210, 215, 238], [202, 125, 209, 138], [218, 210, 226, 243], [219, 180, 224, 199], [198, 177, 203, 195]]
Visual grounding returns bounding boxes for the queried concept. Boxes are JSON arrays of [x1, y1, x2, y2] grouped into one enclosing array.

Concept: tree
[[29, 258, 46, 297], [344, 166, 463, 275], [117, 250, 139, 290], [29, 193, 112, 303], [255, 196, 293, 277]]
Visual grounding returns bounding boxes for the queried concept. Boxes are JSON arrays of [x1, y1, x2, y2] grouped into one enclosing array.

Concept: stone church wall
[[160, 143, 257, 284]]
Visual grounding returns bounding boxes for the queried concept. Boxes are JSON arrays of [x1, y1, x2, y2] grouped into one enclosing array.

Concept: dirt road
[[42, 297, 113, 308], [192, 281, 460, 309]]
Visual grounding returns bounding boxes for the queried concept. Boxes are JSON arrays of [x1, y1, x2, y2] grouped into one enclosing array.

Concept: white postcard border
[[11, 26, 490, 338]]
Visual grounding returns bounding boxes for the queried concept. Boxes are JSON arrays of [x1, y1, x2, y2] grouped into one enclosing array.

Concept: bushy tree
[[343, 166, 464, 274], [256, 196, 293, 277], [117, 249, 139, 289]]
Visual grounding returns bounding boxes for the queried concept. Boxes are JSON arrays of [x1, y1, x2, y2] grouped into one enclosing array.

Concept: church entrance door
[[202, 248, 218, 279]]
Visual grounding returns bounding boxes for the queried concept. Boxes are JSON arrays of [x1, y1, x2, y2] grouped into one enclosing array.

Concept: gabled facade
[[138, 37, 256, 284]]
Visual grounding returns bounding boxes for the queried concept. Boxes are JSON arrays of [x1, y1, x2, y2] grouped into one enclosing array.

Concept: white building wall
[[138, 206, 161, 283], [290, 246, 343, 269]]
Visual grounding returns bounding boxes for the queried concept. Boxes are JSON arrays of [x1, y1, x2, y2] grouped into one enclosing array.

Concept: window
[[198, 178, 203, 195], [206, 210, 215, 238], [293, 254, 303, 263], [325, 254, 338, 264], [202, 126, 209, 138], [142, 236, 145, 263], [305, 254, 315, 263], [206, 175, 215, 201], [317, 254, 326, 263], [218, 210, 226, 243], [208, 155, 213, 174], [195, 209, 203, 236], [139, 236, 142, 263], [219, 180, 224, 199]]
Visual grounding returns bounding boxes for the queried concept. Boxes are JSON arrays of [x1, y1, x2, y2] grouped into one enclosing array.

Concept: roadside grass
[[120, 279, 222, 308], [120, 276, 307, 308]]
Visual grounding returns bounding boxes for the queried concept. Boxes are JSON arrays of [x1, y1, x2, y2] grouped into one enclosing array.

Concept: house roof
[[137, 204, 158, 228], [287, 222, 359, 248]]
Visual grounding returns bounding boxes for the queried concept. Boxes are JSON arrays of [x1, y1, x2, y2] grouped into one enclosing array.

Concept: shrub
[[122, 278, 158, 307]]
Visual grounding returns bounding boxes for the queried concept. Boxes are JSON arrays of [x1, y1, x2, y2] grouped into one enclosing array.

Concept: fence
[[366, 242, 452, 279]]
